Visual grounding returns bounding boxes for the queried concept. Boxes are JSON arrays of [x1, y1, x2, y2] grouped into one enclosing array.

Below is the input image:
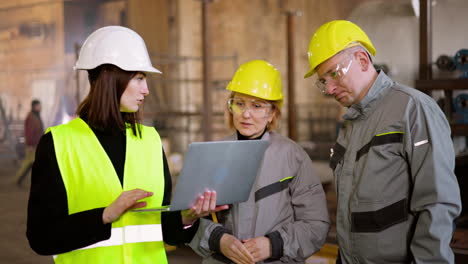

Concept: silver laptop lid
[[168, 140, 269, 211]]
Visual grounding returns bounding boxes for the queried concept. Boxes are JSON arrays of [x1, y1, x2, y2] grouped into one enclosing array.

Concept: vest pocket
[[351, 198, 408, 233], [350, 206, 413, 263], [355, 132, 403, 162]]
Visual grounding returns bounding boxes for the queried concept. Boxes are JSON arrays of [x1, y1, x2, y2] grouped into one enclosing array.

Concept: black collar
[[236, 129, 266, 140]]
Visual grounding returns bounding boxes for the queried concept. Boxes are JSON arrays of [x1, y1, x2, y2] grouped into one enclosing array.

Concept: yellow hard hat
[[304, 20, 376, 78], [227, 60, 283, 102]]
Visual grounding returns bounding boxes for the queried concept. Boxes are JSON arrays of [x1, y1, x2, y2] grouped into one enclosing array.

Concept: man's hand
[[220, 234, 255, 264], [243, 236, 272, 263]]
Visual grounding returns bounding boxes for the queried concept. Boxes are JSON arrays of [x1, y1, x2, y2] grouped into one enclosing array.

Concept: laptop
[[132, 140, 269, 212]]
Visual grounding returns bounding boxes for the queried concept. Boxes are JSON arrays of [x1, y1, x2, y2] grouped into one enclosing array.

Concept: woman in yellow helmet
[[26, 26, 225, 264], [188, 60, 330, 264]]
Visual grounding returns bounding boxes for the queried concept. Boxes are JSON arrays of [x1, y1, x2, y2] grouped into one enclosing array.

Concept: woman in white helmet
[[26, 26, 225, 264], [188, 60, 330, 264]]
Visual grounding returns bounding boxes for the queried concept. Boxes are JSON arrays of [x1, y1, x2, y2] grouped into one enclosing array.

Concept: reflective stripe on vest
[[49, 118, 167, 264], [83, 224, 163, 249], [53, 224, 163, 258]]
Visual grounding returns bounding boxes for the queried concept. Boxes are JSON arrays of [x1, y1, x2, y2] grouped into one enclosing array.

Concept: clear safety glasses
[[316, 54, 354, 94], [228, 98, 273, 118]]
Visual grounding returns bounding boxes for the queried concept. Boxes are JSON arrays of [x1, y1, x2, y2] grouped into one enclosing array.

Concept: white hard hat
[[74, 26, 161, 74]]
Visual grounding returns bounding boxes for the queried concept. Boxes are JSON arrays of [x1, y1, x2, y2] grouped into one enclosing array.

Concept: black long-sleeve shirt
[[26, 126, 198, 255]]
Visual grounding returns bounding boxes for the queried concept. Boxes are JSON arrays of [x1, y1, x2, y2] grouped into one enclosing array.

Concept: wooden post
[[201, 0, 213, 141], [286, 11, 301, 141]]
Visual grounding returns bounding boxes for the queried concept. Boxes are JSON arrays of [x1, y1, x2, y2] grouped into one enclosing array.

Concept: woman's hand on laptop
[[102, 188, 153, 224], [181, 190, 229, 226]]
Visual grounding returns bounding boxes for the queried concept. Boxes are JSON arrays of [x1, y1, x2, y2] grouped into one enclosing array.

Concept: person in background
[[189, 60, 330, 264], [15, 99, 43, 186], [304, 20, 461, 263], [26, 26, 226, 264]]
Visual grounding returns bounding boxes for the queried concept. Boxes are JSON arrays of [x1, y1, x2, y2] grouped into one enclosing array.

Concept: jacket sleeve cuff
[[265, 231, 284, 261], [208, 226, 228, 253]]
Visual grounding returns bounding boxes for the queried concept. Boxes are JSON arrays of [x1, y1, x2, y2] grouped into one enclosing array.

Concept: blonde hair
[[225, 92, 282, 132]]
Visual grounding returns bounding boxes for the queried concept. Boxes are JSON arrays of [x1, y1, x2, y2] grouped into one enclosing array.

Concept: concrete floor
[[0, 157, 52, 264], [0, 156, 202, 264]]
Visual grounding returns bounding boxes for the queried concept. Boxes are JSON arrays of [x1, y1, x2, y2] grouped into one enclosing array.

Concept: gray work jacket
[[189, 131, 330, 263], [331, 72, 461, 264]]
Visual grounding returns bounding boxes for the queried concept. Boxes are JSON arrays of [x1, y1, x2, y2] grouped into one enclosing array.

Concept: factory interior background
[[0, 0, 467, 263]]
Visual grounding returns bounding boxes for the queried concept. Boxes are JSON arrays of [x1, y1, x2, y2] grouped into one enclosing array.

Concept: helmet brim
[[304, 68, 315, 79], [74, 64, 162, 74]]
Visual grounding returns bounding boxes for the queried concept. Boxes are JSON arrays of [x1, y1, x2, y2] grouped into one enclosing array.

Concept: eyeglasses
[[228, 98, 273, 118], [316, 54, 354, 94]]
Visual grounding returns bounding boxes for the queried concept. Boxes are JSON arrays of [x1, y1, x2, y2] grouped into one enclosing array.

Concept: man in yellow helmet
[[304, 20, 461, 264]]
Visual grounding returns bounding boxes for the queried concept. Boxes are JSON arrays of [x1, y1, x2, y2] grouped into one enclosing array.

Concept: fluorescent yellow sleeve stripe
[[375, 131, 404, 137], [280, 176, 295, 182]]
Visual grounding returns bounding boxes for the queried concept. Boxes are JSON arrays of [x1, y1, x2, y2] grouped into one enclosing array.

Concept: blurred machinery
[[0, 98, 22, 161], [435, 55, 456, 72], [455, 49, 468, 78], [436, 49, 468, 124], [454, 93, 468, 124], [436, 49, 468, 78]]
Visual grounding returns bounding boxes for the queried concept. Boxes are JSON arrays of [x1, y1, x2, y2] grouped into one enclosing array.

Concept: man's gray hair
[[343, 43, 374, 62]]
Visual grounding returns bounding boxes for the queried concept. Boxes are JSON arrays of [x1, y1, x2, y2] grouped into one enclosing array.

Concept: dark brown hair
[[76, 64, 142, 137]]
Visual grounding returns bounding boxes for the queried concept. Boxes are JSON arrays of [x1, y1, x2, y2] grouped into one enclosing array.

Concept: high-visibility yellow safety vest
[[49, 118, 167, 264]]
